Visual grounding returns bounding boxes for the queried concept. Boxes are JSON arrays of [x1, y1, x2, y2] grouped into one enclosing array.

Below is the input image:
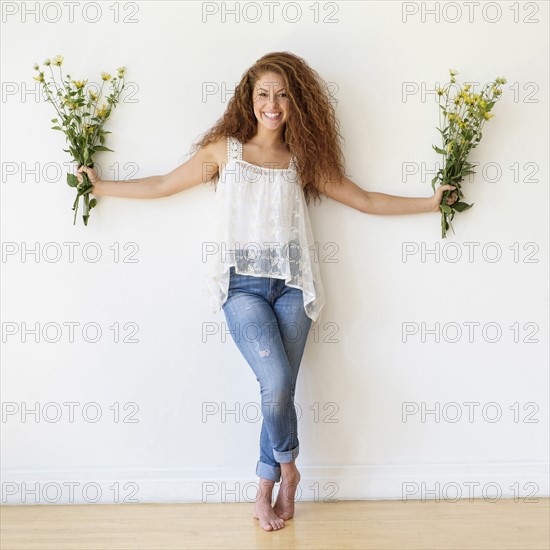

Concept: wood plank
[[1, 498, 548, 550]]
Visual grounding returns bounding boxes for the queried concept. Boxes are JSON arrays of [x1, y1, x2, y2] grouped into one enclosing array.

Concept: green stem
[[72, 170, 94, 225]]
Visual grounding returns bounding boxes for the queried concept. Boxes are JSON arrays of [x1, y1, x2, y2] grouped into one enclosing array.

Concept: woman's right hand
[[76, 165, 101, 188]]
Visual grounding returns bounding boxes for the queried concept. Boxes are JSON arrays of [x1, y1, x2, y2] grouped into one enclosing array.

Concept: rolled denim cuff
[[273, 443, 299, 464], [256, 460, 281, 483]]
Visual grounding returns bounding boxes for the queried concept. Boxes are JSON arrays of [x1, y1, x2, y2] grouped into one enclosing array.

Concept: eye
[[257, 91, 287, 98]]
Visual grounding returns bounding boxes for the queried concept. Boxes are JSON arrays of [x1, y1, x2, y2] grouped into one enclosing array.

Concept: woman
[[77, 51, 458, 532]]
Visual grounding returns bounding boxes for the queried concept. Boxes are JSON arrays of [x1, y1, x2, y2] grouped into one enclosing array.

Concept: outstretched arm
[[76, 141, 220, 199], [314, 174, 457, 215]]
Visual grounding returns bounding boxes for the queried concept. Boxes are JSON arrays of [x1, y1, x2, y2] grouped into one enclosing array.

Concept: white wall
[[2, 1, 548, 505]]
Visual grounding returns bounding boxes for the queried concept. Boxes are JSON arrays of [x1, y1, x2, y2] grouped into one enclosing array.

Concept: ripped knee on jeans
[[255, 341, 271, 357]]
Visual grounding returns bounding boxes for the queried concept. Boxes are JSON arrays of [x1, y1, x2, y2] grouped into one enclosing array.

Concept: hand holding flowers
[[33, 55, 126, 225], [431, 69, 506, 238]]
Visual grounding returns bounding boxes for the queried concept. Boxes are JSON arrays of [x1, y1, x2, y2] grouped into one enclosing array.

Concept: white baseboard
[[2, 463, 548, 505]]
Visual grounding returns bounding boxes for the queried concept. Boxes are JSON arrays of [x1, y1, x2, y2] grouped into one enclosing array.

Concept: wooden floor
[[1, 498, 548, 549]]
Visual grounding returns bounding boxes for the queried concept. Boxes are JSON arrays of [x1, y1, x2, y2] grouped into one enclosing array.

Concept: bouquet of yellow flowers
[[431, 69, 506, 238], [33, 55, 126, 225]]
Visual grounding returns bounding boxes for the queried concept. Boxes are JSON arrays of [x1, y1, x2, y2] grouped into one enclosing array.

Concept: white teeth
[[264, 112, 281, 119]]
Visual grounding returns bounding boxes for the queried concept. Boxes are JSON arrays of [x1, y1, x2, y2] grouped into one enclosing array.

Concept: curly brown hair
[[188, 51, 345, 206]]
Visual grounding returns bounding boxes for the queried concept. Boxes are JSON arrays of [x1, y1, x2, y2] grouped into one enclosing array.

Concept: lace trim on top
[[226, 136, 297, 173]]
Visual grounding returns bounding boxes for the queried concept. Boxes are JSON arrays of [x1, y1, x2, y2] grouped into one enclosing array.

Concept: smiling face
[[252, 71, 289, 131]]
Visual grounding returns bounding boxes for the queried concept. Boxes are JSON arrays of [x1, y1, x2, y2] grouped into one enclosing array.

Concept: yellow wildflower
[[97, 105, 109, 118], [88, 90, 99, 101], [117, 67, 126, 78], [436, 87, 445, 97], [483, 112, 494, 120], [63, 97, 77, 110], [72, 79, 88, 89], [44, 58, 51, 66], [100, 72, 111, 81], [52, 55, 64, 66], [34, 72, 45, 83]]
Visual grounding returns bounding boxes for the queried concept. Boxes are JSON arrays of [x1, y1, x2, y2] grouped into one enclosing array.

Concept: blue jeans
[[222, 266, 312, 483]]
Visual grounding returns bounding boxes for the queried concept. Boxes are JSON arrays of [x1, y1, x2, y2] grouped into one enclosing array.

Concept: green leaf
[[51, 118, 58, 123], [89, 198, 97, 209], [453, 201, 474, 212], [51, 126, 63, 131], [432, 145, 447, 155], [94, 145, 114, 152], [67, 173, 78, 187], [440, 205, 452, 214]]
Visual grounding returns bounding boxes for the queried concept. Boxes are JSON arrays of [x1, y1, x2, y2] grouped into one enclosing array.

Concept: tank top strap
[[288, 156, 297, 172], [226, 136, 243, 162]]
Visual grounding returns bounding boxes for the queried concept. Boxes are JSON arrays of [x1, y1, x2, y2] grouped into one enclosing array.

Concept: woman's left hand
[[429, 184, 459, 212]]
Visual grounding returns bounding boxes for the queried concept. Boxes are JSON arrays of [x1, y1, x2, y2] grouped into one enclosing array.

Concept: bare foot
[[253, 498, 286, 531], [273, 466, 301, 520], [252, 478, 285, 531]]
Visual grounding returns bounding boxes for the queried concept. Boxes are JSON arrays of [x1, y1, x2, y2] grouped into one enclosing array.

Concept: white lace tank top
[[203, 136, 325, 323]]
